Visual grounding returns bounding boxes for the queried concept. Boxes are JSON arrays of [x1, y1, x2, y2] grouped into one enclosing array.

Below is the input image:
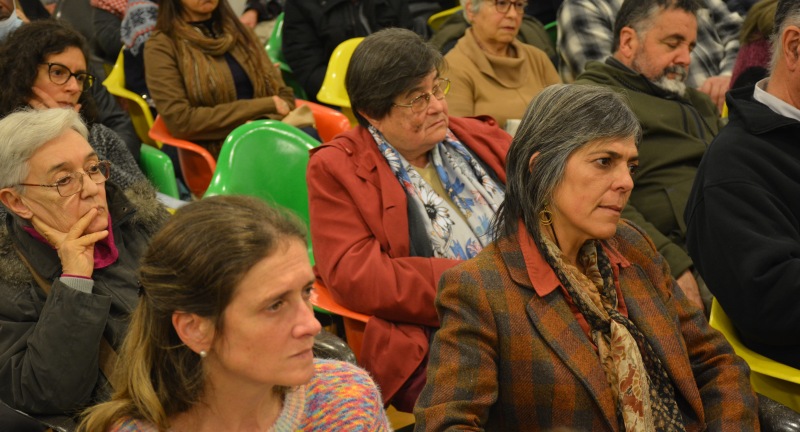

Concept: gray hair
[[612, 0, 702, 51], [460, 0, 482, 19], [769, 0, 800, 73], [494, 84, 642, 242], [346, 28, 444, 128], [0, 108, 90, 189]]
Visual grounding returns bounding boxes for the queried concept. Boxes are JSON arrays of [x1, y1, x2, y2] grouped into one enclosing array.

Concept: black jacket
[[0, 181, 167, 416], [282, 0, 412, 102], [685, 85, 800, 368]]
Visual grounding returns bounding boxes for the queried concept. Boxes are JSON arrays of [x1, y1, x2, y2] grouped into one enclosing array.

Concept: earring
[[199, 350, 207, 358], [539, 205, 553, 226]]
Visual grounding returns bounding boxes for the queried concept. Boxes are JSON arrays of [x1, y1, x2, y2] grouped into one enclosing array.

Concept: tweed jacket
[[307, 116, 510, 405], [415, 220, 758, 431]]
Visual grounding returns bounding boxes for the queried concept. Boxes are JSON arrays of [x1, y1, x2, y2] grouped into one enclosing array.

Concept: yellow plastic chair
[[427, 6, 461, 32], [102, 50, 159, 147], [316, 37, 364, 126], [709, 298, 800, 412]]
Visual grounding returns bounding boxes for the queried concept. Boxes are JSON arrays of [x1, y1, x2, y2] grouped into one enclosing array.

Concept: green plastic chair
[[709, 298, 800, 412], [265, 12, 308, 100], [544, 20, 557, 46], [138, 144, 180, 199], [204, 119, 319, 262]]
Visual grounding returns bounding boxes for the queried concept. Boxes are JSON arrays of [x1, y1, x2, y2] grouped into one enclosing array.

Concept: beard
[[631, 54, 689, 97], [651, 65, 688, 97]]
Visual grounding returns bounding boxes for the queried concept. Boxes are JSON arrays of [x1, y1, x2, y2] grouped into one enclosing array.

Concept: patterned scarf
[[537, 226, 685, 431], [171, 17, 280, 109], [370, 126, 504, 259]]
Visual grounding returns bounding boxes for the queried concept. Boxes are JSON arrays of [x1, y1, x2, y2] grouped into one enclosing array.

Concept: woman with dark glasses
[[0, 20, 145, 187]]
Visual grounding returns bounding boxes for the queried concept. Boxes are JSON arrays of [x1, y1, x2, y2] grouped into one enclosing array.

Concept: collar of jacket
[[727, 84, 800, 135], [596, 57, 692, 102]]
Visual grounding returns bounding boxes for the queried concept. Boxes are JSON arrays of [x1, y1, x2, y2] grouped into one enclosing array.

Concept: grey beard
[[651, 76, 687, 97]]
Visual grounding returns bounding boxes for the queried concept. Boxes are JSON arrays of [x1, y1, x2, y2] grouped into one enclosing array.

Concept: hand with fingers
[[28, 87, 81, 112], [31, 208, 109, 278]]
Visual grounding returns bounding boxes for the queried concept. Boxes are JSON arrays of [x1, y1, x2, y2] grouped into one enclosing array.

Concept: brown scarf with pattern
[[537, 224, 685, 431]]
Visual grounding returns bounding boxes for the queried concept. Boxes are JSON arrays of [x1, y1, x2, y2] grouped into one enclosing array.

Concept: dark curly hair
[[0, 19, 98, 123]]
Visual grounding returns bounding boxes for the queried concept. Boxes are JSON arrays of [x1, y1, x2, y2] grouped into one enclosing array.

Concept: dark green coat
[[576, 58, 722, 278]]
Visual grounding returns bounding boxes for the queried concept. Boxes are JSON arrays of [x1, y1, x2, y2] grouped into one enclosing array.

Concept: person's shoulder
[[308, 127, 370, 163], [612, 220, 659, 259], [303, 359, 389, 430]]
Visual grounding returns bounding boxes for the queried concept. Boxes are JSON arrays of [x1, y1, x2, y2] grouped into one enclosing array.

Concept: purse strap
[[13, 245, 121, 391]]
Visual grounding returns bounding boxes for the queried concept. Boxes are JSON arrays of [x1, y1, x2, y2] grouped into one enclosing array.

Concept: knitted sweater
[[110, 359, 391, 431]]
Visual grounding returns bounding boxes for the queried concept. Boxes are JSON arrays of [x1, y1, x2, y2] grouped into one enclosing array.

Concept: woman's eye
[[629, 164, 640, 175], [595, 158, 611, 167], [55, 175, 73, 186], [86, 164, 101, 174], [267, 300, 284, 312], [302, 285, 316, 301]]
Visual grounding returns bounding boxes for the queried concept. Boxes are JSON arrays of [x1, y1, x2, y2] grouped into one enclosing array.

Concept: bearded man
[[575, 0, 722, 312]]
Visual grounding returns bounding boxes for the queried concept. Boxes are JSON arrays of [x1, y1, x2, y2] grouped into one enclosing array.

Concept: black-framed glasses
[[392, 78, 451, 113], [492, 0, 527, 14], [19, 160, 111, 197], [41, 62, 95, 92]]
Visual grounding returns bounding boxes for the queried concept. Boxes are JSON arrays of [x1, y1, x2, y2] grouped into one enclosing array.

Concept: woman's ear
[[172, 311, 215, 355], [358, 110, 381, 131], [0, 188, 32, 219], [528, 151, 540, 173], [464, 0, 475, 24]]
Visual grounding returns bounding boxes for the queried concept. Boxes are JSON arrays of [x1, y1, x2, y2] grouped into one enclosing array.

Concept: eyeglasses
[[392, 78, 451, 113], [19, 161, 111, 197], [492, 0, 527, 14], [41, 63, 95, 92]]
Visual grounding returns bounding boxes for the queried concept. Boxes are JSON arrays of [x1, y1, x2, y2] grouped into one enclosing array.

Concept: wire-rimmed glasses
[[19, 160, 111, 197], [392, 78, 451, 113]]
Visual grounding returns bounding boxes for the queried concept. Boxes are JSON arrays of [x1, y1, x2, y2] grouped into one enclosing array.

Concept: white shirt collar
[[753, 78, 800, 122]]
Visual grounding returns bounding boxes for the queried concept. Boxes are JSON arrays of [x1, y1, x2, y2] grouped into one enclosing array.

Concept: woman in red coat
[[306, 28, 511, 412]]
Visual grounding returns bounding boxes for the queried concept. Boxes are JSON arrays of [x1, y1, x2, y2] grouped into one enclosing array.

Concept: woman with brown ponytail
[[144, 0, 297, 157]]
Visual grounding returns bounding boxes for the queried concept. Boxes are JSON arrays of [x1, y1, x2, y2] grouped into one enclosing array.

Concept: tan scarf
[[538, 224, 685, 431], [172, 17, 281, 108]]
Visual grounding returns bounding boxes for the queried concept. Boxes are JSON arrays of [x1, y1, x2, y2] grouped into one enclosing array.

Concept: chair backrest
[[544, 20, 557, 46], [148, 116, 217, 198], [709, 298, 800, 412], [103, 50, 159, 147], [265, 13, 309, 100], [138, 144, 180, 199], [428, 5, 462, 33], [316, 37, 364, 125], [205, 119, 318, 227], [295, 99, 351, 142], [311, 281, 369, 363]]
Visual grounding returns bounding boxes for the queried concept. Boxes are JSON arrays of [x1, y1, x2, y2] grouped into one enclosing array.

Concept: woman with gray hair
[[306, 27, 511, 411], [0, 108, 167, 422], [415, 84, 758, 430]]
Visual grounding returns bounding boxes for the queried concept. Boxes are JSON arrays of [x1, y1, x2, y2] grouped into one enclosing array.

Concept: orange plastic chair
[[295, 99, 351, 142], [312, 281, 370, 363], [148, 116, 217, 198]]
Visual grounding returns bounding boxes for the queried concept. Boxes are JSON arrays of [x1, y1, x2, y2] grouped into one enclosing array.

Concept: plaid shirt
[[557, 0, 743, 87]]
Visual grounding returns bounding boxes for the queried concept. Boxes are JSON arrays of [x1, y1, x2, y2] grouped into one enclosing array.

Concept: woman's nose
[[294, 301, 322, 338]]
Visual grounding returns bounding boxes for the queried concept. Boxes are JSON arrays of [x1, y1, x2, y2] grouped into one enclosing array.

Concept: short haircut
[[346, 28, 444, 127], [612, 0, 702, 51], [770, 0, 800, 72], [0, 108, 89, 190], [494, 84, 641, 243]]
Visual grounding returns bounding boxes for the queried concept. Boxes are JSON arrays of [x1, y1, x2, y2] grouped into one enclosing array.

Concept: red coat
[[307, 116, 510, 404]]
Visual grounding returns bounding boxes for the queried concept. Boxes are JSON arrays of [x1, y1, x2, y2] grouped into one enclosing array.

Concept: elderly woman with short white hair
[[0, 108, 167, 421]]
